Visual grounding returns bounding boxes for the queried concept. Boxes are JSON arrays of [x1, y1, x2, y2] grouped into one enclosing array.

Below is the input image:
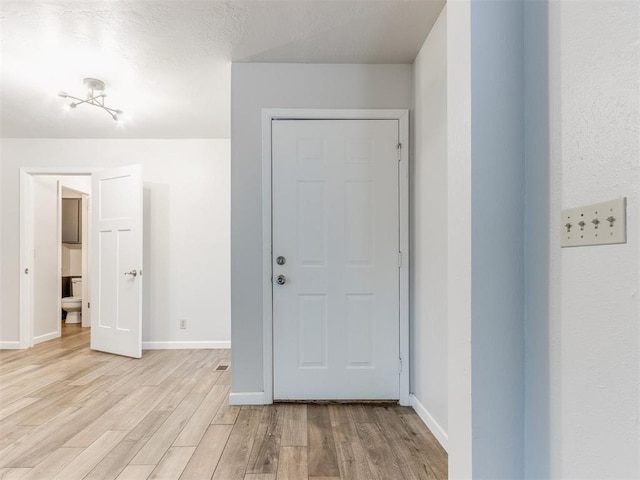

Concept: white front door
[[91, 165, 143, 358], [272, 119, 400, 400]]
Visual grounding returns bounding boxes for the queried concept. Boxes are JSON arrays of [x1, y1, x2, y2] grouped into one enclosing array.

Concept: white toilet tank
[[71, 278, 82, 297]]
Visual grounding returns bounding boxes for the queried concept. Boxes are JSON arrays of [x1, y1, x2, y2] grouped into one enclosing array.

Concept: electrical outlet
[[561, 197, 627, 247], [180, 319, 187, 329]]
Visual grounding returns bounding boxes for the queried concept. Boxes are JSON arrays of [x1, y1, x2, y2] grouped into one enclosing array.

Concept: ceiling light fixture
[[58, 78, 123, 121]]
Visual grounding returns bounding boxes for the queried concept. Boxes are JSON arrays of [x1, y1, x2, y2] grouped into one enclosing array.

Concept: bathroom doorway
[[19, 168, 96, 348], [20, 165, 144, 357], [59, 183, 91, 336]]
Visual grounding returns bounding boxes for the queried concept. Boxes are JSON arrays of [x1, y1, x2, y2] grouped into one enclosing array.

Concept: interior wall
[[470, 1, 525, 478], [411, 4, 449, 446], [551, 1, 640, 477], [61, 244, 82, 277], [32, 175, 58, 341], [0, 139, 231, 348], [445, 0, 473, 475], [230, 63, 413, 394], [523, 0, 554, 478]]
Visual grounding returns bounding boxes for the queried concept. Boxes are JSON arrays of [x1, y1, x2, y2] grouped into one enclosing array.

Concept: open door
[[91, 165, 143, 358]]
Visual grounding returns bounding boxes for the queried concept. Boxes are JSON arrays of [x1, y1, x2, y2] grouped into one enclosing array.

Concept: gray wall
[[470, 1, 525, 477], [523, 0, 551, 477], [230, 63, 413, 394]]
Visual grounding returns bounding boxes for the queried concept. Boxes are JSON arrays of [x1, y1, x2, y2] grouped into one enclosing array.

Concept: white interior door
[[91, 165, 143, 358], [273, 119, 400, 400]]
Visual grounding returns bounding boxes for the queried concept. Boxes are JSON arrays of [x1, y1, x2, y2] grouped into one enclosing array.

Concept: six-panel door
[[272, 119, 400, 400]]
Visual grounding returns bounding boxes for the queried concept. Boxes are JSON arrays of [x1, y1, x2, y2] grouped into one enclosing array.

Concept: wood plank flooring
[[0, 326, 447, 479]]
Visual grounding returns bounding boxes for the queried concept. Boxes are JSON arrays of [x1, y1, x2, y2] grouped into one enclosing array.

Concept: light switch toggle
[[565, 222, 572, 232], [606, 216, 616, 227], [578, 220, 586, 230], [591, 218, 600, 229]]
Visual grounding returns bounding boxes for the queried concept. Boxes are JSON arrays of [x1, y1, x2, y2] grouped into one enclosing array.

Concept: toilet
[[61, 278, 82, 324]]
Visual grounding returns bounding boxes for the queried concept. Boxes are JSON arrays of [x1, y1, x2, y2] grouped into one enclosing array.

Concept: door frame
[[261, 109, 410, 406], [19, 167, 98, 348]]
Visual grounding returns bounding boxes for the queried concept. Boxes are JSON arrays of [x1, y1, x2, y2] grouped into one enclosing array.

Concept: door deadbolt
[[124, 269, 138, 277], [276, 274, 286, 285], [276, 256, 286, 265]]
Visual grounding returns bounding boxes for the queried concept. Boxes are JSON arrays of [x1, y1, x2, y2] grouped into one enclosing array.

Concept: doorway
[[19, 166, 144, 358], [59, 183, 91, 336], [19, 170, 94, 347], [261, 109, 410, 405]]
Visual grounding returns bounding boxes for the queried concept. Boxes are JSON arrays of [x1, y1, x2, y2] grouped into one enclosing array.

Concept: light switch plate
[[561, 198, 627, 247]]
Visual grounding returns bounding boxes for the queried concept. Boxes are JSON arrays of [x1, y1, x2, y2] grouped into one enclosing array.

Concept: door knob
[[124, 269, 137, 277], [276, 275, 286, 285]]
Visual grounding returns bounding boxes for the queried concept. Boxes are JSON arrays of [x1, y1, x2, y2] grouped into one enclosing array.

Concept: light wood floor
[[0, 326, 447, 480]]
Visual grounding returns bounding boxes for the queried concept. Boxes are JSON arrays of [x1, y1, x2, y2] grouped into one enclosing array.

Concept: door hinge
[[398, 251, 402, 268], [399, 357, 403, 374], [397, 143, 402, 161], [87, 302, 90, 309]]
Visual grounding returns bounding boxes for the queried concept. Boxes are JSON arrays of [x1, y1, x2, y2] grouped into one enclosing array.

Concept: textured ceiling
[[0, 0, 445, 139]]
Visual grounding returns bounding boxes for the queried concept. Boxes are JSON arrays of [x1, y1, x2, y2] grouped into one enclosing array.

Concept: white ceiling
[[1, 0, 444, 139]]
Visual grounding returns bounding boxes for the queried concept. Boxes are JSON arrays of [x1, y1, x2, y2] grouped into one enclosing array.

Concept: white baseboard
[[229, 391, 269, 405], [2, 340, 232, 350], [33, 331, 59, 345], [142, 341, 231, 350], [410, 393, 449, 452]]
